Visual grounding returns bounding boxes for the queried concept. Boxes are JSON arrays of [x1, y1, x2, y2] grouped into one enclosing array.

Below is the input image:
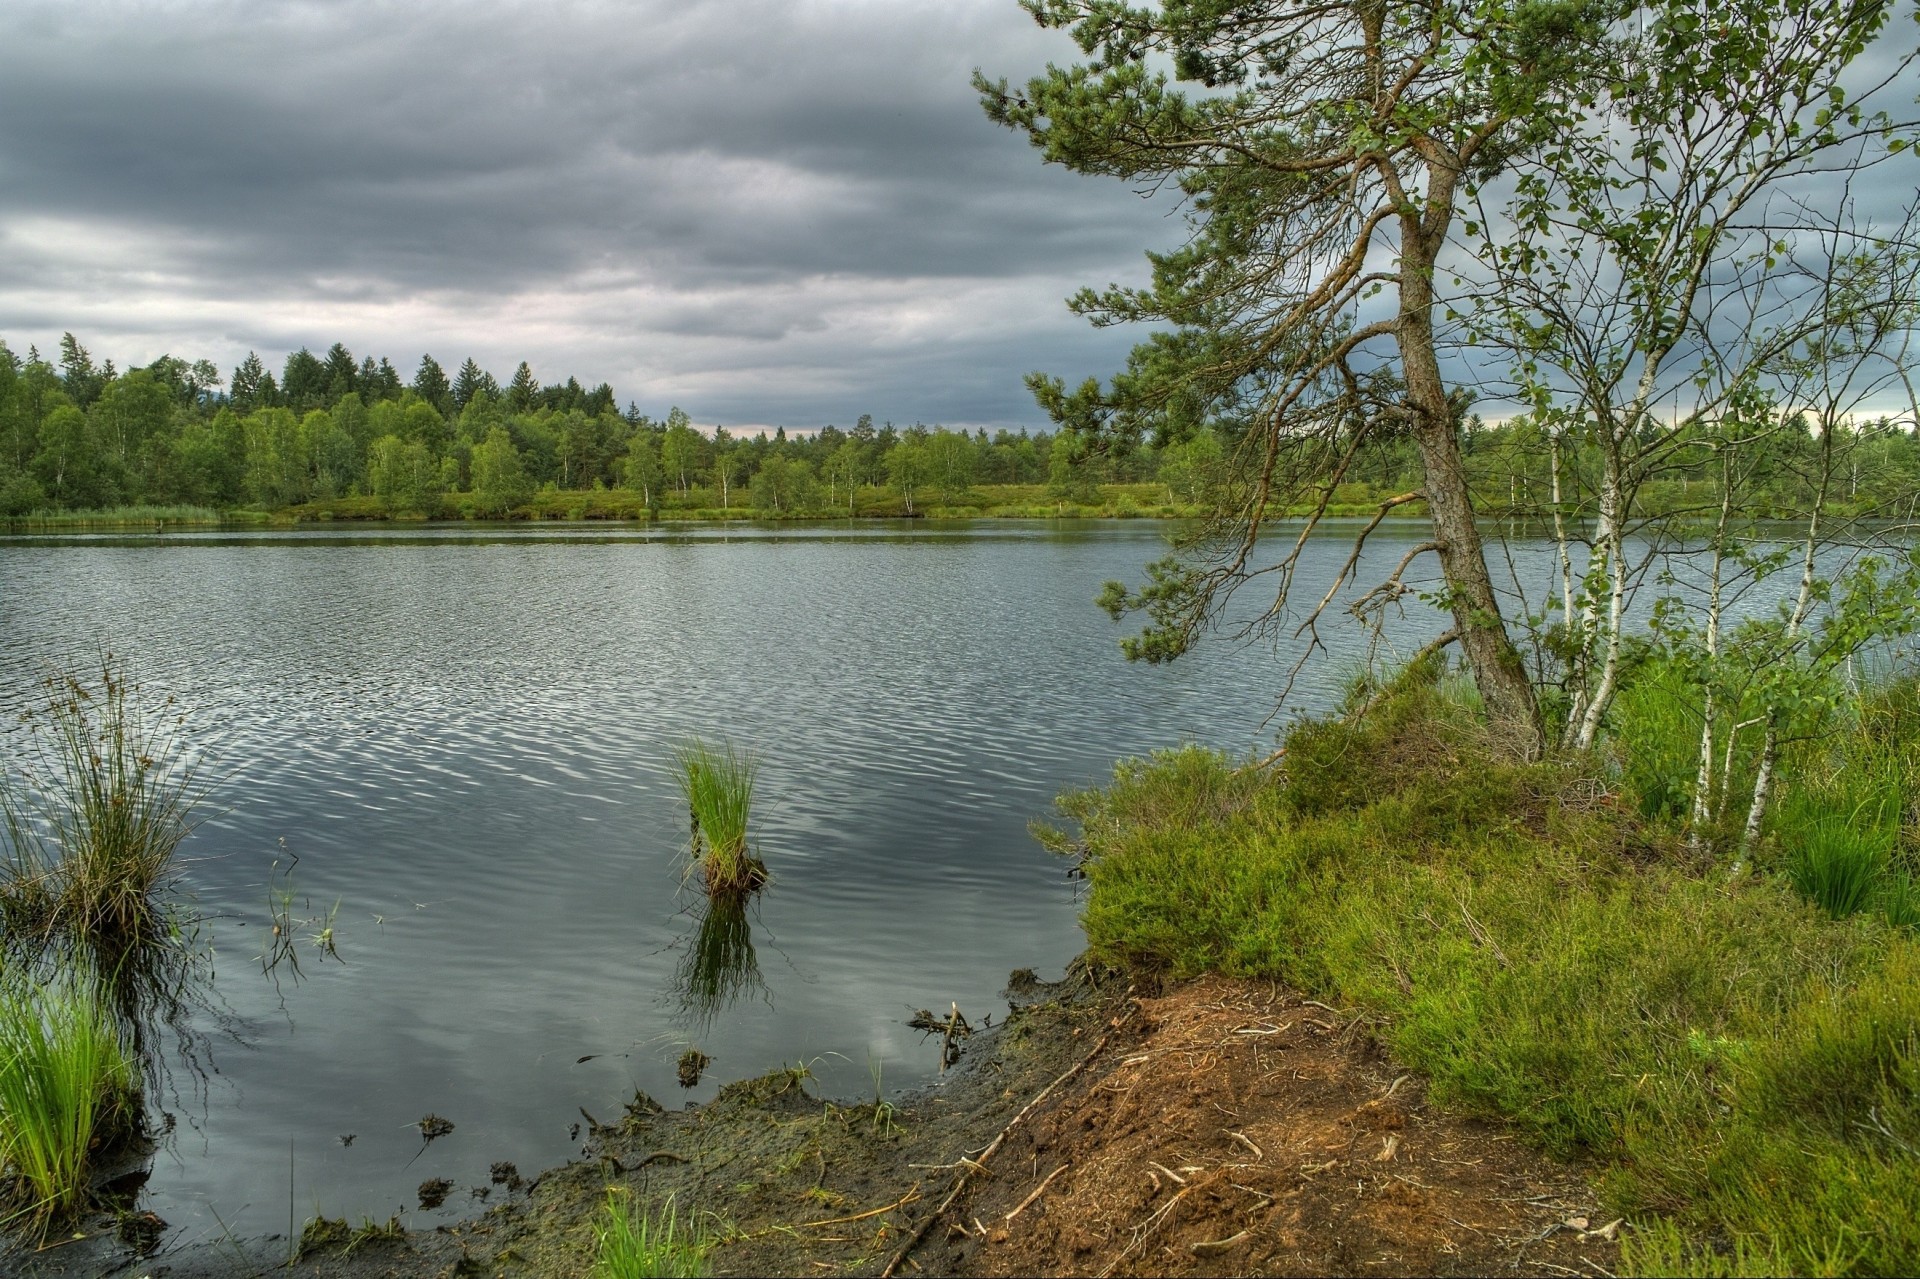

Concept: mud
[[5, 969, 1622, 1278]]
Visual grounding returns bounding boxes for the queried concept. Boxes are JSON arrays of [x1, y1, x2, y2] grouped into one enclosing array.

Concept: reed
[[594, 1191, 711, 1279], [0, 964, 140, 1224], [671, 738, 764, 892], [13, 504, 224, 527], [0, 659, 198, 947]]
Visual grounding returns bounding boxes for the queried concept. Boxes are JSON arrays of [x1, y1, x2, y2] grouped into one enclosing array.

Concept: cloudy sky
[[0, 0, 1183, 430], [5, 2, 1914, 432]]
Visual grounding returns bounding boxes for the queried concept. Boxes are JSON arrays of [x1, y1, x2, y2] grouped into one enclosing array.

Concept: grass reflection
[[672, 891, 763, 1030]]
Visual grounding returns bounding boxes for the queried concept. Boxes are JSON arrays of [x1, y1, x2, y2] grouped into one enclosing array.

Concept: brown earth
[[13, 970, 1625, 1278], [915, 976, 1621, 1279]]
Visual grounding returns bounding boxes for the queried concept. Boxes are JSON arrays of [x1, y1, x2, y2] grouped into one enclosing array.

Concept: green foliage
[[0, 963, 141, 1224], [672, 738, 763, 893], [594, 1192, 712, 1279], [1058, 674, 1920, 1274], [1, 659, 198, 947], [470, 425, 533, 517]]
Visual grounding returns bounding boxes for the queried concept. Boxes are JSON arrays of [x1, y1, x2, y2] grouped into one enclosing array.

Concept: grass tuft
[[0, 963, 141, 1225], [672, 738, 764, 893], [594, 1191, 712, 1278], [1, 658, 199, 947]]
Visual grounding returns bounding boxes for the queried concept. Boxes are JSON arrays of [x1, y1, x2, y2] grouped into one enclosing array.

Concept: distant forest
[[2, 333, 1916, 523]]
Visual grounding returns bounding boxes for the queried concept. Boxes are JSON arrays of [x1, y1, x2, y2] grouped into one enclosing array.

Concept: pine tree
[[231, 352, 269, 412], [451, 358, 490, 411], [324, 343, 358, 400], [412, 355, 451, 411], [507, 362, 537, 412]]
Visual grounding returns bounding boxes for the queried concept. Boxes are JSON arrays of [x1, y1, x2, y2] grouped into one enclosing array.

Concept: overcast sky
[[0, 0, 1184, 431], [4, 2, 1914, 432]]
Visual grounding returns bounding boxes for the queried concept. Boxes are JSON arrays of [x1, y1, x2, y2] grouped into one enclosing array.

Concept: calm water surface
[[0, 520, 1450, 1244]]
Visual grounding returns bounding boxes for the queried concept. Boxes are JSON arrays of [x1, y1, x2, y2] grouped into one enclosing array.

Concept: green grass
[[594, 1191, 712, 1279], [1058, 663, 1920, 1276], [0, 964, 141, 1225], [672, 738, 764, 893], [1, 660, 199, 948], [9, 504, 227, 527]]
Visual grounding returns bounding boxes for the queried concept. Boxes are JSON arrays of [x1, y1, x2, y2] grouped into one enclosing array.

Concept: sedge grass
[[0, 964, 140, 1225], [671, 738, 763, 893], [594, 1191, 712, 1279], [0, 658, 198, 947]]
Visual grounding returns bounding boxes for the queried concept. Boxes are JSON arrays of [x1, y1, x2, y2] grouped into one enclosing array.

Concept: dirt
[[918, 976, 1620, 1279], [5, 969, 1623, 1279]]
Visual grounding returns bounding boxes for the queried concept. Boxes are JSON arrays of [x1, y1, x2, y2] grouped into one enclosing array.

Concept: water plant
[[671, 738, 764, 893], [594, 1190, 712, 1279], [0, 963, 141, 1225], [1, 658, 199, 947]]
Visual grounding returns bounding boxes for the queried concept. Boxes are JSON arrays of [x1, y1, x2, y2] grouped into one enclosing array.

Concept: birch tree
[[1464, 0, 1919, 749]]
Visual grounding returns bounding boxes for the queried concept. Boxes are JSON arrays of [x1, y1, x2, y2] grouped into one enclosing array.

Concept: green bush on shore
[[1058, 662, 1920, 1276]]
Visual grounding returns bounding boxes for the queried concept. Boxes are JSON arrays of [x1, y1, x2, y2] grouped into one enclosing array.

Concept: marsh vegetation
[[672, 737, 764, 895], [0, 660, 197, 950]]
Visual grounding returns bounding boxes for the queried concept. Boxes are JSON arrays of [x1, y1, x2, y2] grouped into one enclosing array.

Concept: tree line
[[4, 333, 1912, 525]]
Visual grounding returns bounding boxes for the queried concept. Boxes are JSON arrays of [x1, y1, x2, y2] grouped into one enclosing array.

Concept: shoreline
[[15, 965, 1622, 1279]]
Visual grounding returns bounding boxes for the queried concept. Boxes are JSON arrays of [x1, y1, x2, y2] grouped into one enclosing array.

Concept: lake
[[0, 519, 1466, 1243]]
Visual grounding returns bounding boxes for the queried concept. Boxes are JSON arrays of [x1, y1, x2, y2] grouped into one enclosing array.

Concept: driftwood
[[880, 1002, 1136, 1278], [908, 1002, 975, 1071]]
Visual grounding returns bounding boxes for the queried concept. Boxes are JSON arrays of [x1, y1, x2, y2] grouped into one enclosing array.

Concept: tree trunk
[[1399, 204, 1544, 756]]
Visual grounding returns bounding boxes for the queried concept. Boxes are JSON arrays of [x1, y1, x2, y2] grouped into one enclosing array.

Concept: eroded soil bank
[[16, 969, 1621, 1278]]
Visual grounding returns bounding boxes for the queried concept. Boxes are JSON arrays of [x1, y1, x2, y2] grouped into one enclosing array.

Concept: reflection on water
[[672, 890, 764, 1031]]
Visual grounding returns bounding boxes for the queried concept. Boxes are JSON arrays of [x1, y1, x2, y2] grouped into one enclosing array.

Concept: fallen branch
[[800, 1185, 921, 1228], [1004, 1164, 1068, 1222], [880, 1003, 1136, 1278]]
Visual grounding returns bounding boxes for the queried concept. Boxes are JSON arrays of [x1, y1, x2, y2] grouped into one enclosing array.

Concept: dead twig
[[880, 1005, 1136, 1278], [799, 1184, 921, 1228], [1190, 1230, 1251, 1257], [1004, 1164, 1068, 1222]]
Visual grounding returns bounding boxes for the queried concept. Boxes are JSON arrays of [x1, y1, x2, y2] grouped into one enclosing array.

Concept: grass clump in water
[[672, 738, 764, 893], [0, 964, 141, 1225], [1, 658, 199, 947], [594, 1190, 712, 1278], [1055, 658, 1920, 1275]]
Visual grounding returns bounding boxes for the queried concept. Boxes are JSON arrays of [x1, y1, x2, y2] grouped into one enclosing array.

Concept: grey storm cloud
[[0, 0, 1184, 428]]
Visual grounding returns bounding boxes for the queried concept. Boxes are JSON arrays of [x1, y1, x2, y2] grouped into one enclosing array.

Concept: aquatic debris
[[417, 1177, 453, 1210], [416, 1113, 455, 1141], [490, 1160, 525, 1191], [908, 1003, 974, 1070], [677, 1048, 711, 1088]]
